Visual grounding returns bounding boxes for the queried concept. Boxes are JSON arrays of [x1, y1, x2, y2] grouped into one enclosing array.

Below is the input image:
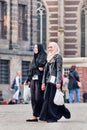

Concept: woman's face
[[34, 44, 38, 54], [48, 45, 54, 53]]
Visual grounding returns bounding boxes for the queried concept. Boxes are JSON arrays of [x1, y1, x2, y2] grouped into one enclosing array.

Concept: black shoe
[[26, 119, 38, 122]]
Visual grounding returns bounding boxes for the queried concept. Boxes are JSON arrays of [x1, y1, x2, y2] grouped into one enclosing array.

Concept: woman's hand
[[56, 83, 61, 89], [41, 84, 46, 91], [24, 81, 30, 85], [38, 67, 43, 71]]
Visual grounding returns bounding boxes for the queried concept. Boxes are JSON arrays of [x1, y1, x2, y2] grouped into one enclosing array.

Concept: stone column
[[85, 9, 87, 56], [32, 0, 37, 45], [7, 0, 10, 48], [27, 0, 31, 48], [11, 0, 19, 49], [58, 0, 64, 56]]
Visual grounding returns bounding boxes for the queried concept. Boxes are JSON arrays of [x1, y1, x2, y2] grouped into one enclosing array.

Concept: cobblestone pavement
[[0, 103, 87, 130]]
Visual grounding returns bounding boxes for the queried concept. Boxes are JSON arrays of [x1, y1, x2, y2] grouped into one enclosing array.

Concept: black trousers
[[30, 80, 44, 117]]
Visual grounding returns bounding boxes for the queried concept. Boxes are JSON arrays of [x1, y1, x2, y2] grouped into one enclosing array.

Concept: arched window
[[81, 7, 85, 57], [37, 0, 46, 49]]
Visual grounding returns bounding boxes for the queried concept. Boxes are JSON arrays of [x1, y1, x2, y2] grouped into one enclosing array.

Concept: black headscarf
[[37, 44, 45, 54], [26, 44, 47, 81], [34, 43, 46, 55], [34, 44, 46, 59]]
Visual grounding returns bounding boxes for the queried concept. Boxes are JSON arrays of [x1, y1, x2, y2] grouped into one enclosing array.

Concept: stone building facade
[[0, 0, 87, 101]]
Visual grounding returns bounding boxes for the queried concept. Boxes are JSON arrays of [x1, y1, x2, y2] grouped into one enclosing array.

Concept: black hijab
[[33, 44, 46, 67], [37, 44, 45, 54], [34, 44, 46, 59]]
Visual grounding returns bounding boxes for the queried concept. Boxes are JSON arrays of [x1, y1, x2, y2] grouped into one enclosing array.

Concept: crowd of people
[[6, 42, 82, 123]]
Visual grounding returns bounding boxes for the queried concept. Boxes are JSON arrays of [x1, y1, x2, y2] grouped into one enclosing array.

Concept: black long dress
[[39, 54, 71, 122], [26, 44, 47, 117]]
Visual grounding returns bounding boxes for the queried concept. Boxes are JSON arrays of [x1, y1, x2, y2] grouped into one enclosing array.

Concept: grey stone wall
[[0, 50, 33, 101]]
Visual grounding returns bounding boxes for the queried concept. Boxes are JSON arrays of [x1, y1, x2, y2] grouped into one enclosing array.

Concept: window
[[0, 1, 7, 39], [37, 0, 46, 49], [0, 60, 10, 84], [81, 8, 85, 57], [22, 61, 30, 83], [64, 68, 70, 76], [18, 4, 28, 41]]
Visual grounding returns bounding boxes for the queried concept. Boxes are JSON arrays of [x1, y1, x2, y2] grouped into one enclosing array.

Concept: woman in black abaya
[[39, 42, 71, 122], [25, 44, 47, 122]]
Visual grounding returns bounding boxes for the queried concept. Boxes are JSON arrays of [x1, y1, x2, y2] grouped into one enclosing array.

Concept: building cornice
[[0, 49, 33, 56], [63, 57, 87, 67]]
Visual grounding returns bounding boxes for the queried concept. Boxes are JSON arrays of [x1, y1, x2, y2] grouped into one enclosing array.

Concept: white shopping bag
[[13, 90, 19, 100], [23, 85, 31, 103], [54, 89, 64, 105]]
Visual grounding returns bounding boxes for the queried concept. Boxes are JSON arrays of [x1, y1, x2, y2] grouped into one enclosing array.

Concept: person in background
[[12, 71, 21, 103], [68, 65, 80, 103], [25, 44, 47, 122], [63, 75, 69, 103], [39, 42, 71, 123]]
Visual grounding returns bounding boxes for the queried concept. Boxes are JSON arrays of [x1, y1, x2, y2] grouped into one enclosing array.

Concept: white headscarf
[[47, 42, 60, 62]]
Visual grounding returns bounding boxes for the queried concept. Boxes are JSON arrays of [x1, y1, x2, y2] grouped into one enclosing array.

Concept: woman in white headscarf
[[39, 42, 71, 122]]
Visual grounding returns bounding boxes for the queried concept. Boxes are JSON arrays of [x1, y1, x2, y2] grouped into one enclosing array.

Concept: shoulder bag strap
[[70, 73, 76, 81]]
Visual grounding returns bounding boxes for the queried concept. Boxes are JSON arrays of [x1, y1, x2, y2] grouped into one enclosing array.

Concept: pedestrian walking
[[11, 71, 21, 103], [39, 42, 71, 123], [25, 44, 47, 122], [63, 75, 69, 103], [68, 65, 80, 103]]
